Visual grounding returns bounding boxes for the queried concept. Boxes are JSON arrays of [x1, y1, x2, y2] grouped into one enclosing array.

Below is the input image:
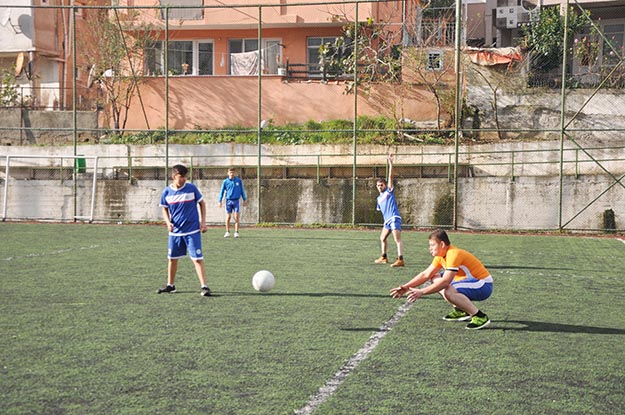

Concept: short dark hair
[[429, 229, 451, 245], [377, 177, 387, 184], [172, 164, 188, 177]]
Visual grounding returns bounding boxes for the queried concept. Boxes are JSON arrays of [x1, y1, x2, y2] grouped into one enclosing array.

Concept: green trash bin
[[75, 156, 86, 174]]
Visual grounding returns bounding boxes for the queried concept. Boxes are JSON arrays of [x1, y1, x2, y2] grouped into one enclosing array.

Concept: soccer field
[[1, 223, 624, 415]]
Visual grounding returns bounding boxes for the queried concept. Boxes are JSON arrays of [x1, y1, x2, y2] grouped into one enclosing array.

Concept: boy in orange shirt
[[390, 229, 493, 330]]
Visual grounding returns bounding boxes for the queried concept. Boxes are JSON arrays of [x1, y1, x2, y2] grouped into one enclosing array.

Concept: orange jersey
[[432, 245, 490, 281]]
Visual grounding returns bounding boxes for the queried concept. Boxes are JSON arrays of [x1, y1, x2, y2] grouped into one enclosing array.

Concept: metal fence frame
[[1, 0, 624, 232]]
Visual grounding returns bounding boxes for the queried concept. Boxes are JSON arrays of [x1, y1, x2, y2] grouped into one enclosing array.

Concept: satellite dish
[[521, 0, 539, 12], [0, 8, 10, 27], [87, 65, 96, 88], [15, 52, 25, 77]]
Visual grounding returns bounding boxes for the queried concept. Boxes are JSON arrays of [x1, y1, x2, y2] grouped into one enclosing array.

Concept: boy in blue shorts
[[390, 229, 493, 330], [157, 164, 211, 297], [218, 167, 247, 238], [375, 153, 405, 267]]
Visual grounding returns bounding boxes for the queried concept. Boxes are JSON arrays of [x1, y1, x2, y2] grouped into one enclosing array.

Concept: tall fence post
[[164, 7, 170, 186], [351, 2, 359, 226], [452, 0, 463, 230], [558, 0, 571, 231], [257, 5, 263, 224]]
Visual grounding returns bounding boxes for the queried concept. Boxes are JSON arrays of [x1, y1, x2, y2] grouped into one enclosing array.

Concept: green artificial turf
[[1, 224, 623, 414]]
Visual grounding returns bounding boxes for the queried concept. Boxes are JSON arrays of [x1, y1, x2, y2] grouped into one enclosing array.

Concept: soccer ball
[[252, 270, 275, 292]]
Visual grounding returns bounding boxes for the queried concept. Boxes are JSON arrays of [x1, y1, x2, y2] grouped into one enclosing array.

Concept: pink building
[[113, 0, 442, 130]]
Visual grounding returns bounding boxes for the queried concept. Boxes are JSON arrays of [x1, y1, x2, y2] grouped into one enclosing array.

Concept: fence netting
[[0, 0, 623, 232]]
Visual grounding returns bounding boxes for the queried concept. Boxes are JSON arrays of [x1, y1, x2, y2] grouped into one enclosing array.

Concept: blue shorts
[[384, 217, 402, 231], [225, 199, 240, 214], [452, 276, 493, 301], [168, 231, 203, 260]]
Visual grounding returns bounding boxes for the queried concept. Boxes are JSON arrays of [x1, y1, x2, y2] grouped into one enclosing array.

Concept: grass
[[1, 224, 624, 414]]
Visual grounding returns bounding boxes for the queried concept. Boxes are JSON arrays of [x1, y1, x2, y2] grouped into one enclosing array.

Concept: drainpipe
[[62, 0, 74, 110], [402, 0, 408, 46]]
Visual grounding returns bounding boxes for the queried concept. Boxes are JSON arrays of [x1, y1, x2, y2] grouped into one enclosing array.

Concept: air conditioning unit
[[517, 11, 531, 25], [496, 7, 515, 29], [496, 6, 533, 29]]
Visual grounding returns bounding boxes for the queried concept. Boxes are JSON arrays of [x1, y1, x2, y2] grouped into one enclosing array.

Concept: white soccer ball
[[252, 270, 275, 292]]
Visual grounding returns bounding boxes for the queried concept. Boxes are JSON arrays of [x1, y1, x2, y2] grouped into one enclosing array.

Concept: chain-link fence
[[0, 0, 623, 232]]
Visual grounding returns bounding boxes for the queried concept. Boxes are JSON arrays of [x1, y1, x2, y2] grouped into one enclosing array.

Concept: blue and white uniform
[[376, 187, 402, 231], [160, 182, 204, 260], [218, 176, 247, 213]]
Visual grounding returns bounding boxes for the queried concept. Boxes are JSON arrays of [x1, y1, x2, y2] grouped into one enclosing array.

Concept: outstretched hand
[[389, 285, 407, 299], [406, 288, 423, 302]]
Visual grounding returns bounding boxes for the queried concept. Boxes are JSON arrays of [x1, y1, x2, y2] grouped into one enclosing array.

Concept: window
[[602, 24, 624, 66], [228, 39, 282, 75], [307, 37, 336, 76], [307, 36, 352, 78], [426, 50, 443, 71], [159, 0, 203, 20], [145, 41, 213, 76]]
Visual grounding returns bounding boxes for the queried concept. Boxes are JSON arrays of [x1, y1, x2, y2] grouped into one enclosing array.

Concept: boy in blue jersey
[[218, 167, 247, 238], [375, 153, 405, 267], [157, 164, 211, 296]]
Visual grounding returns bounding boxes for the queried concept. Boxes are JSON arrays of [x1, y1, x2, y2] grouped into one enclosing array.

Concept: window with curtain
[[145, 40, 213, 76], [159, 0, 203, 20]]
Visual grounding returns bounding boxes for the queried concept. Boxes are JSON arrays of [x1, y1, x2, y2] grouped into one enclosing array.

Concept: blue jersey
[[160, 182, 203, 235], [376, 187, 401, 226], [218, 177, 247, 202]]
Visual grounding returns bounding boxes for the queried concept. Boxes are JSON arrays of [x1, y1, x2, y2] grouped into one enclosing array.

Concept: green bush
[[100, 116, 452, 145]]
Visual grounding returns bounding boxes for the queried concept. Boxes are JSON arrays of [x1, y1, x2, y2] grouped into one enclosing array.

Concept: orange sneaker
[[374, 256, 388, 264], [390, 258, 405, 268]]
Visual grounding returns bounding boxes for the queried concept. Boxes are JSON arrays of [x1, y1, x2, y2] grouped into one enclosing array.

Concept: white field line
[[618, 238, 625, 245], [1, 244, 100, 261], [294, 301, 414, 415]]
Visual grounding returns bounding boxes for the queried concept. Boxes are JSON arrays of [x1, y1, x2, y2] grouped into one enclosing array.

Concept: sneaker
[[374, 256, 388, 264], [390, 258, 405, 268], [443, 309, 471, 321], [157, 285, 176, 294], [201, 286, 212, 297], [466, 315, 491, 330], [234, 232, 240, 238], [224, 232, 230, 238]]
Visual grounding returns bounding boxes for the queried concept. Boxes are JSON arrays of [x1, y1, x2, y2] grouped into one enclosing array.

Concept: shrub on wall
[[432, 192, 454, 227]]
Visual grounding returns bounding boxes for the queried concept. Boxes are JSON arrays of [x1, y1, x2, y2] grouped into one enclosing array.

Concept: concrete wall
[[121, 77, 438, 130], [0, 109, 99, 145], [1, 174, 622, 231], [1, 143, 623, 230]]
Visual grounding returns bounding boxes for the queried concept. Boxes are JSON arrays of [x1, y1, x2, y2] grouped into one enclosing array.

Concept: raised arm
[[387, 153, 394, 189]]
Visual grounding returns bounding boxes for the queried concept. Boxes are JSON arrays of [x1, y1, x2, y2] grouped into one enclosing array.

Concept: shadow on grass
[[486, 265, 575, 271], [169, 290, 391, 299], [496, 320, 625, 335]]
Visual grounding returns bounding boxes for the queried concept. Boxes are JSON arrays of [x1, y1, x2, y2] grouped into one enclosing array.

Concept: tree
[[520, 6, 590, 75], [0, 68, 20, 107], [320, 2, 458, 132], [77, 4, 157, 135], [320, 15, 403, 94]]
